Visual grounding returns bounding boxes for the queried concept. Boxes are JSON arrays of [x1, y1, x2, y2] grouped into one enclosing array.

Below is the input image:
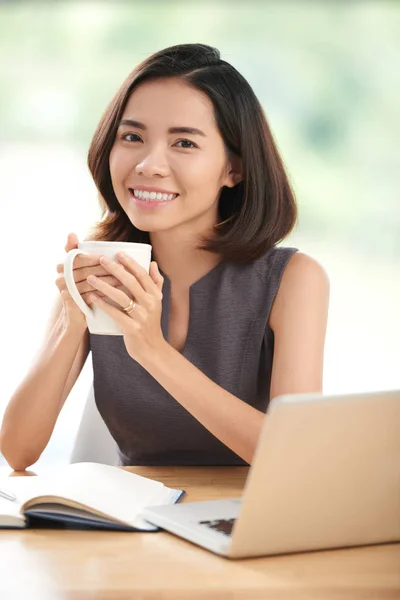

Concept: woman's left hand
[[86, 252, 166, 365]]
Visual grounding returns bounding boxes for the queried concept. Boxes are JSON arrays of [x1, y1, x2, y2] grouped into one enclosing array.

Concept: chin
[[126, 214, 173, 233]]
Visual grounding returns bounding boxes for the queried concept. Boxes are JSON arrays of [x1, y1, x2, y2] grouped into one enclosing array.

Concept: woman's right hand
[[55, 233, 122, 330]]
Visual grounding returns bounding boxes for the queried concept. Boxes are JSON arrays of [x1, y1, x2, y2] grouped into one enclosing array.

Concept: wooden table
[[0, 465, 399, 599]]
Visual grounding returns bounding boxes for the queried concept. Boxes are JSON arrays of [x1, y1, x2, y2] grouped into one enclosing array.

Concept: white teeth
[[132, 189, 178, 202]]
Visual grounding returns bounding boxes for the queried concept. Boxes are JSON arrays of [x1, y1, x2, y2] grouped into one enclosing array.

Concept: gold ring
[[122, 299, 136, 314]]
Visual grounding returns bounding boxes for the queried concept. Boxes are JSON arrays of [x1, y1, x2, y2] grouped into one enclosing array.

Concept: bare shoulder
[[269, 251, 330, 331], [282, 251, 330, 290]]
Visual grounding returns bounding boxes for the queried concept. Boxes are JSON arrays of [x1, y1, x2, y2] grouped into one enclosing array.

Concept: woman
[[0, 43, 329, 470]]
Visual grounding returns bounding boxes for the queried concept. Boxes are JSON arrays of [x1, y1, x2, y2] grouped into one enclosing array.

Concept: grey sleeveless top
[[89, 245, 298, 466]]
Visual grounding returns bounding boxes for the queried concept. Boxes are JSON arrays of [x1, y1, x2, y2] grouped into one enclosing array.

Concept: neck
[[149, 226, 222, 291]]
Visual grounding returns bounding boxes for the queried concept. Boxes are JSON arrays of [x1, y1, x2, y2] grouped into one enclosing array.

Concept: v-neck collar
[[159, 259, 226, 356], [158, 258, 225, 292]]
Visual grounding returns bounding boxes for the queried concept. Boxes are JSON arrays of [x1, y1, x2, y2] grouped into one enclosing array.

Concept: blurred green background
[[0, 0, 399, 465], [1, 0, 399, 255]]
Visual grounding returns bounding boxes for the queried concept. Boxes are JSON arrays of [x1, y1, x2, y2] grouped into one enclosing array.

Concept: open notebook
[[0, 462, 185, 531]]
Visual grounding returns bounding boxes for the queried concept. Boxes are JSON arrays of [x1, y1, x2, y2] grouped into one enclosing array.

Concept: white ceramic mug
[[63, 241, 152, 335]]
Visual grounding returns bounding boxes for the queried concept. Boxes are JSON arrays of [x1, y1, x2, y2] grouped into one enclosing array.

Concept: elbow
[[0, 431, 40, 472], [1, 450, 39, 472]]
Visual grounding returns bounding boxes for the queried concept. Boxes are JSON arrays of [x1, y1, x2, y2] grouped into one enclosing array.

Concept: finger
[[149, 262, 164, 298], [64, 232, 79, 252], [56, 255, 105, 276], [86, 274, 132, 309], [88, 293, 136, 328], [98, 256, 147, 304], [60, 286, 93, 309], [77, 275, 122, 294], [74, 264, 119, 283], [81, 290, 105, 306], [80, 292, 95, 307], [55, 275, 65, 291], [58, 250, 98, 274], [73, 253, 103, 268], [113, 254, 160, 296], [55, 274, 123, 296], [148, 262, 164, 303]]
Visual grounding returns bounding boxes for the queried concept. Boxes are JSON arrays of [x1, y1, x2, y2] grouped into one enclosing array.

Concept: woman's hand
[[85, 252, 166, 365], [55, 233, 124, 331]]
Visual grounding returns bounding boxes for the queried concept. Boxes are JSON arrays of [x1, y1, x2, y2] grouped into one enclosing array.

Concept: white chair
[[70, 385, 120, 466]]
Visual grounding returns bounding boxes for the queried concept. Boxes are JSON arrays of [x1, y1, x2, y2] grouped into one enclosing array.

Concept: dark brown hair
[[87, 43, 297, 263]]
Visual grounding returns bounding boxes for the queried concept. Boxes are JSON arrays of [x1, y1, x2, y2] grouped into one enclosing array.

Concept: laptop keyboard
[[198, 518, 236, 536]]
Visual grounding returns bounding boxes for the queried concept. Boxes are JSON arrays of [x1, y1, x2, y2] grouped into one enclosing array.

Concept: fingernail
[[100, 255, 109, 264]]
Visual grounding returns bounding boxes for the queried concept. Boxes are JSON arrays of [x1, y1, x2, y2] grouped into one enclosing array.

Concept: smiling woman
[[0, 43, 329, 471], [86, 43, 297, 260]]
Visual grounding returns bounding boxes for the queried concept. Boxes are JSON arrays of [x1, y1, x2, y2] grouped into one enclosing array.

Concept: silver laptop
[[142, 390, 400, 559]]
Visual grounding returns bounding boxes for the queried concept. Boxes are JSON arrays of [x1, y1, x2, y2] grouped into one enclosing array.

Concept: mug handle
[[63, 249, 94, 319]]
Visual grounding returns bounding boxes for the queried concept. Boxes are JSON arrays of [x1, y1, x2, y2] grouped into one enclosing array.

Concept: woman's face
[[109, 77, 240, 235]]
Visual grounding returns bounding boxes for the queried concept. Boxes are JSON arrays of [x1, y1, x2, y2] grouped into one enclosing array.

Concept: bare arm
[[0, 296, 90, 471], [268, 252, 330, 399], [139, 251, 330, 465]]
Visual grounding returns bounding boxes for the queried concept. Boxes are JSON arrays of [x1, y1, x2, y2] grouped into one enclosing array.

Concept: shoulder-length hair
[[87, 43, 297, 263]]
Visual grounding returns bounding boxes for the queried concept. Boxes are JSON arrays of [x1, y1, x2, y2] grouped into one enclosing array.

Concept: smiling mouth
[[129, 188, 179, 203]]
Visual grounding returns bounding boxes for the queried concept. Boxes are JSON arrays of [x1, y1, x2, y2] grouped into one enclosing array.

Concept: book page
[[4, 463, 177, 528], [0, 495, 25, 528]]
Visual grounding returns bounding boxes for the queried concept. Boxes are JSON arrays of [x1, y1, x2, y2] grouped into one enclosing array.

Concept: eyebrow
[[118, 119, 206, 137]]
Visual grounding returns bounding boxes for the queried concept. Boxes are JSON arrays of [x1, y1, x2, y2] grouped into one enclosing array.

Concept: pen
[[0, 487, 18, 502]]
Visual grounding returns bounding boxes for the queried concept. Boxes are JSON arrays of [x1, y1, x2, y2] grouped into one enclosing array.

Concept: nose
[[134, 145, 170, 178]]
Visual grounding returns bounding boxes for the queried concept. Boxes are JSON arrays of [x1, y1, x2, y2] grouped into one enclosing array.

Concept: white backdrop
[[0, 144, 100, 465]]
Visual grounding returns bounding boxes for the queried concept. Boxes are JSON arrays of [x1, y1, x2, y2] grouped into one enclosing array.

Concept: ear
[[223, 154, 243, 188]]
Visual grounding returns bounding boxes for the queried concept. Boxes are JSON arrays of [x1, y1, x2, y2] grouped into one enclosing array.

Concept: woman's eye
[[176, 139, 196, 149], [121, 133, 141, 142]]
